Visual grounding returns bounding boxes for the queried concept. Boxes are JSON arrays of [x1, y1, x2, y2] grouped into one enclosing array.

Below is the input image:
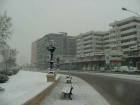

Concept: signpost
[[105, 54, 110, 64], [105, 54, 111, 70]]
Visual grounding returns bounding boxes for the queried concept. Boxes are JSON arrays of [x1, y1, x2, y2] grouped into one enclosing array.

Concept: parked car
[[119, 66, 139, 73], [119, 66, 129, 72], [112, 67, 119, 72], [127, 67, 139, 73]]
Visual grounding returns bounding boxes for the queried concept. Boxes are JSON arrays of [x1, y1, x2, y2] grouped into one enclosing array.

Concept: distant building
[[0, 45, 17, 71], [102, 31, 110, 50], [109, 16, 140, 56], [31, 41, 38, 67], [77, 16, 140, 57], [76, 31, 105, 58], [109, 16, 140, 68], [68, 16, 140, 70], [31, 32, 76, 70]]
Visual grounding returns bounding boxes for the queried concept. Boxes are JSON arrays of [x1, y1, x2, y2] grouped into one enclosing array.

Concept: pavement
[[71, 72, 140, 105], [40, 75, 110, 105], [0, 70, 54, 105]]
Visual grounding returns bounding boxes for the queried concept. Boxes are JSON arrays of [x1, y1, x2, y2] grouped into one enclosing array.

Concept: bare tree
[[6, 49, 18, 67], [0, 11, 12, 48], [0, 12, 14, 72], [1, 47, 18, 72]]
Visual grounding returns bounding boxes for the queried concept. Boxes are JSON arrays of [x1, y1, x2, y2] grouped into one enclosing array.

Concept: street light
[[47, 40, 56, 71], [121, 7, 140, 17]]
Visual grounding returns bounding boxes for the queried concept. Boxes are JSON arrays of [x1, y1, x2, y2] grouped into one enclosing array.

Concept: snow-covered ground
[[0, 70, 53, 105], [41, 75, 110, 105]]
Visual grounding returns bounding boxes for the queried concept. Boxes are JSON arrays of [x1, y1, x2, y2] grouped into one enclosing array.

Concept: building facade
[[62, 31, 106, 71], [109, 16, 140, 56], [77, 31, 104, 58], [31, 32, 76, 70], [31, 41, 38, 67], [61, 16, 140, 71], [109, 17, 140, 67]]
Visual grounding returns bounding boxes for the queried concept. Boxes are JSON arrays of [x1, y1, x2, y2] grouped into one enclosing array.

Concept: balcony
[[121, 35, 136, 40], [119, 22, 138, 29], [121, 40, 136, 46], [121, 28, 137, 35], [83, 35, 92, 40]]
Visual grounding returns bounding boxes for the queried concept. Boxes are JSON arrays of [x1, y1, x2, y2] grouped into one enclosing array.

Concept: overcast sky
[[0, 0, 140, 65]]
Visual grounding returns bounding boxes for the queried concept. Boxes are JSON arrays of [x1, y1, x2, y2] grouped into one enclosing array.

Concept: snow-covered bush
[[0, 73, 9, 83], [0, 70, 13, 76]]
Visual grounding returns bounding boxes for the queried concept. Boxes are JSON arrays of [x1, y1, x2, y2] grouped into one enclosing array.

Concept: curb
[[23, 76, 60, 105]]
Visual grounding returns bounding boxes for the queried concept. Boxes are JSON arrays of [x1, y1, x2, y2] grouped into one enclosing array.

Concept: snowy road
[[40, 75, 110, 105], [71, 72, 140, 105]]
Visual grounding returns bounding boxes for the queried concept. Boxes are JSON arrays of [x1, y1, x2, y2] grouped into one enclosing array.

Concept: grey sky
[[0, 0, 140, 65]]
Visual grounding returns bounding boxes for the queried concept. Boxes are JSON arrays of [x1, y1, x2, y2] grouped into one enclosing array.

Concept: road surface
[[69, 72, 140, 105]]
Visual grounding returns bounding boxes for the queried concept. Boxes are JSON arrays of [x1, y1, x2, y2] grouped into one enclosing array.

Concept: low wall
[[23, 76, 60, 105]]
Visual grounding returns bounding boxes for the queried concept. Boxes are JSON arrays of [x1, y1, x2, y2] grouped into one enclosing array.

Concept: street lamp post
[[121, 7, 140, 17], [46, 40, 57, 82], [47, 40, 56, 71]]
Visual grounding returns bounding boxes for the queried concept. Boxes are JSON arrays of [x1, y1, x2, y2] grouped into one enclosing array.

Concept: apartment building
[[57, 16, 140, 71], [75, 16, 140, 69], [31, 41, 38, 67], [77, 31, 105, 58], [103, 31, 110, 50], [31, 32, 76, 69], [109, 16, 140, 56], [66, 36, 76, 58]]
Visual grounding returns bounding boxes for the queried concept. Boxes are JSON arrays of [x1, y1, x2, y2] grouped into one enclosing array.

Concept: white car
[[119, 66, 129, 72], [119, 66, 139, 72], [128, 67, 139, 72], [112, 67, 119, 72]]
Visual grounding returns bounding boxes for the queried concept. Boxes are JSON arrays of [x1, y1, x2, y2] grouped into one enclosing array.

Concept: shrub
[[0, 74, 9, 83], [0, 70, 13, 76], [0, 68, 20, 76], [6, 70, 14, 76], [11, 68, 20, 75]]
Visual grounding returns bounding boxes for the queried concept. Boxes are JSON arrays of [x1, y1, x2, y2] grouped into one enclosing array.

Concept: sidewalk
[[0, 70, 55, 105], [40, 75, 110, 105]]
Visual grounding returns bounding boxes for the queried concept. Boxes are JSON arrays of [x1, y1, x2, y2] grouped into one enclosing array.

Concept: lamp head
[[122, 7, 127, 11]]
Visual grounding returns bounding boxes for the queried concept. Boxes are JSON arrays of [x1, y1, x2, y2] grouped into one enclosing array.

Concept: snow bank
[[0, 70, 56, 105]]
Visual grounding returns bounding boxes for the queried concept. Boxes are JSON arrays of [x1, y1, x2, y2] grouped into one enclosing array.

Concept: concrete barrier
[[23, 76, 60, 105]]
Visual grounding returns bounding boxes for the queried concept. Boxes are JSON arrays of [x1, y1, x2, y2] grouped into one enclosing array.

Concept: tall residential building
[[77, 31, 105, 58], [66, 36, 76, 58], [77, 16, 140, 58], [31, 32, 76, 69], [75, 16, 140, 70], [109, 16, 140, 56], [102, 31, 110, 50], [31, 41, 38, 67]]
